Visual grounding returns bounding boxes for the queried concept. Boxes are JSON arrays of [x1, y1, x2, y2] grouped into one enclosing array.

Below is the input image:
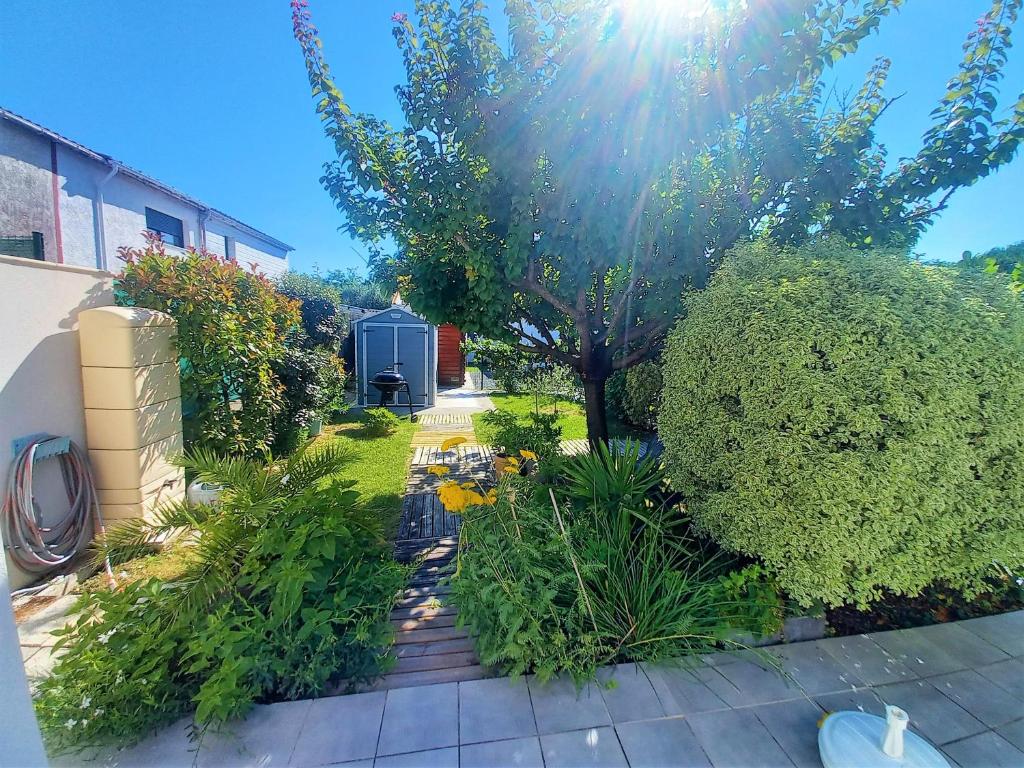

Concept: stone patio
[[76, 610, 1024, 768]]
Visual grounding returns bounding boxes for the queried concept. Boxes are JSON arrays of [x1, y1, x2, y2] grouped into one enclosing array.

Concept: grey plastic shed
[[354, 306, 438, 409]]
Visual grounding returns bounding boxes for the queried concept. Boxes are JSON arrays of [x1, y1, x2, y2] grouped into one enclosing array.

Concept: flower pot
[[308, 416, 323, 437], [493, 454, 516, 477]]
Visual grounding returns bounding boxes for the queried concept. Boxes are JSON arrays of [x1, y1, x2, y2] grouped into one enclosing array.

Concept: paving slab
[[751, 699, 825, 768], [460, 736, 544, 768], [374, 746, 459, 768], [819, 633, 916, 685], [615, 718, 712, 768], [958, 611, 1024, 657], [459, 677, 536, 744], [641, 662, 731, 717], [527, 675, 612, 735], [875, 680, 987, 746], [912, 621, 1011, 669], [196, 699, 311, 768], [376, 682, 459, 756], [996, 719, 1024, 752], [767, 640, 863, 695], [942, 731, 1024, 768], [687, 708, 795, 767], [287, 691, 385, 766], [597, 664, 665, 723], [98, 717, 196, 768], [17, 594, 77, 646], [704, 653, 803, 707], [930, 670, 1023, 729], [867, 628, 966, 677], [976, 658, 1024, 702], [814, 688, 886, 718], [539, 726, 628, 768]]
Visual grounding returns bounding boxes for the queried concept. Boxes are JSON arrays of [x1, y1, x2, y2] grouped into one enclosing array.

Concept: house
[[0, 108, 291, 275]]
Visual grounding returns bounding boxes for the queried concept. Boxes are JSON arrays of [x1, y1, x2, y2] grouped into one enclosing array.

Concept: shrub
[[116, 235, 300, 456], [462, 338, 533, 393], [622, 361, 663, 431], [450, 467, 778, 681], [605, 370, 629, 424], [362, 407, 401, 436], [272, 345, 349, 453], [35, 444, 406, 751], [277, 272, 350, 350], [659, 239, 1024, 608], [480, 409, 561, 460]]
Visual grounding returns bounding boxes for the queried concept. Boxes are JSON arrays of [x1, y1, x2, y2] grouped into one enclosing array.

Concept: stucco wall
[[0, 255, 114, 590], [1, 115, 290, 274], [0, 120, 57, 259]]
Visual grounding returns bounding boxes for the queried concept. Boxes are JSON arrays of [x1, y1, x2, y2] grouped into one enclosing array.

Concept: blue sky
[[1, 1, 1021, 275]]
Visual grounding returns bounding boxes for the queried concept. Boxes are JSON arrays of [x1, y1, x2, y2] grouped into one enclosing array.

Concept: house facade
[[0, 108, 291, 275]]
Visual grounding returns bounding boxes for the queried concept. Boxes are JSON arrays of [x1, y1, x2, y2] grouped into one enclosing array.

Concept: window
[[145, 207, 184, 248], [0, 232, 44, 260]]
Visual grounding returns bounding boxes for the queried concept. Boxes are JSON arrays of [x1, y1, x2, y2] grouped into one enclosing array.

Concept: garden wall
[[0, 254, 114, 590]]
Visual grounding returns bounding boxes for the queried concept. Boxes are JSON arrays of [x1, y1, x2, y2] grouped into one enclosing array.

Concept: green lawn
[[472, 393, 637, 443], [321, 412, 418, 538]]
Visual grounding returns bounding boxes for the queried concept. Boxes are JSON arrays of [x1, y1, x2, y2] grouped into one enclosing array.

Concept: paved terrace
[[78, 610, 1023, 767]]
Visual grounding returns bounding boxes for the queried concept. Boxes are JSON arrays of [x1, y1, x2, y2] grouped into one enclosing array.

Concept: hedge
[[659, 239, 1024, 607]]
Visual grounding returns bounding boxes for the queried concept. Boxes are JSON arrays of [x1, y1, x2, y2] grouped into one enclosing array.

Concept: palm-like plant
[[37, 441, 406, 749]]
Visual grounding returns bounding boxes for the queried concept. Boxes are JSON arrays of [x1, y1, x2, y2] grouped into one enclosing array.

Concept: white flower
[[64, 719, 77, 730], [80, 696, 91, 709], [1015, 576, 1023, 587], [115, 671, 125, 684], [97, 629, 115, 644]]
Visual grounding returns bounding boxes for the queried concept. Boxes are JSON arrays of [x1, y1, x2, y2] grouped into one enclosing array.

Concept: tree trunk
[[582, 376, 609, 447]]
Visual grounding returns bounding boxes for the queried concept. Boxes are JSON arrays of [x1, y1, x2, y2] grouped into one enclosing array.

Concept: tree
[[960, 240, 1024, 292], [293, 0, 1024, 442]]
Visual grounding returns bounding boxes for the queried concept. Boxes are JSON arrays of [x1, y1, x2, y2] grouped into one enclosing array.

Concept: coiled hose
[[1, 436, 115, 586]]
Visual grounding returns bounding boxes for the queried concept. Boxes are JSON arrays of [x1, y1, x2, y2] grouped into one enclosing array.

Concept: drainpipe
[[93, 159, 120, 271], [198, 207, 210, 252]]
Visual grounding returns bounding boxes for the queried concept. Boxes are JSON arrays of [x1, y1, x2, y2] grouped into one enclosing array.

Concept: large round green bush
[[659, 240, 1024, 608]]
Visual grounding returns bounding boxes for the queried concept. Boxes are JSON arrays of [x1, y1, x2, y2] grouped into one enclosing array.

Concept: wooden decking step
[[401, 584, 452, 599], [373, 665, 488, 690], [393, 637, 476, 658], [390, 604, 457, 620], [392, 613, 458, 632], [391, 650, 479, 675], [395, 593, 450, 609], [393, 625, 469, 644]]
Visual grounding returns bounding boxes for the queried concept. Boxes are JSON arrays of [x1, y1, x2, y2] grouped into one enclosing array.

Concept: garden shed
[[355, 305, 438, 409]]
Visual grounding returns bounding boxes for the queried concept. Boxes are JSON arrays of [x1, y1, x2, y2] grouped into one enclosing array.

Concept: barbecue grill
[[369, 364, 417, 420]]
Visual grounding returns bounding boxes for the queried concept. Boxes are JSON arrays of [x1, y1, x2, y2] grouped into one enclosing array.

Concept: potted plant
[[480, 409, 559, 476]]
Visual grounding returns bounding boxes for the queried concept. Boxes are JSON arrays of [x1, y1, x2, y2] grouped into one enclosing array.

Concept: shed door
[[396, 325, 428, 406], [362, 323, 429, 407]]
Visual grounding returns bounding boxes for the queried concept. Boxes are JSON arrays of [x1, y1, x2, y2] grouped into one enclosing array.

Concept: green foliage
[[272, 345, 349, 453], [463, 337, 534, 393], [659, 239, 1024, 608], [294, 0, 1024, 443], [622, 362, 663, 432], [324, 267, 393, 309], [560, 440, 661, 509], [35, 444, 406, 751], [605, 371, 629, 426], [451, 471, 779, 681], [479, 409, 561, 460], [960, 241, 1024, 294], [276, 272, 350, 350], [361, 407, 401, 436], [115, 235, 300, 456]]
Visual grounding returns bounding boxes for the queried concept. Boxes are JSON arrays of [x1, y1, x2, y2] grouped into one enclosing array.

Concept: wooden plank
[[391, 613, 458, 631], [391, 651, 479, 675], [390, 605, 458, 621], [392, 637, 475, 658], [393, 625, 470, 644], [373, 664, 487, 690]]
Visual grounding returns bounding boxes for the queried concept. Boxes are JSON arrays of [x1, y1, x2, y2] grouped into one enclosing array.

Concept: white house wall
[[0, 115, 289, 275]]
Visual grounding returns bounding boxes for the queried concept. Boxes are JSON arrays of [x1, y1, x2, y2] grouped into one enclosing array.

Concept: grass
[[472, 393, 638, 443], [319, 411, 418, 539], [81, 411, 418, 592]]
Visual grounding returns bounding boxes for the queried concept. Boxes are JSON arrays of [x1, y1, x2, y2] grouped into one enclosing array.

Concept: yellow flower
[[441, 436, 468, 452], [460, 481, 477, 489], [427, 465, 450, 476], [505, 456, 520, 467], [437, 481, 469, 513], [519, 450, 537, 460]]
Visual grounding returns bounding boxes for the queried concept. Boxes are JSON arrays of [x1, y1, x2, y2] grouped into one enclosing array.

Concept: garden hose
[[1, 436, 115, 587]]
